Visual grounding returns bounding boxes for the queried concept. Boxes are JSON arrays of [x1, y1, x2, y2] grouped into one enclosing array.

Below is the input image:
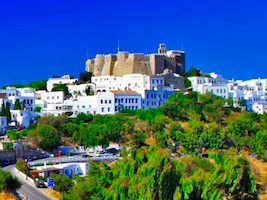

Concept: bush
[[15, 159, 29, 175], [51, 174, 73, 193], [0, 168, 21, 191]]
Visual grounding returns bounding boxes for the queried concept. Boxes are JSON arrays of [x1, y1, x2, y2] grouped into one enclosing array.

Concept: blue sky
[[0, 0, 266, 86]]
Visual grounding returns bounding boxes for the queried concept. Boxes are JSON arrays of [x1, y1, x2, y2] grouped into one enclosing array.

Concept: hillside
[[8, 91, 267, 199]]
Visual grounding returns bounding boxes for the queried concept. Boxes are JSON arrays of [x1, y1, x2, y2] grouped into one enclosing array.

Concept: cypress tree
[[14, 99, 21, 110], [5, 102, 11, 123], [0, 102, 5, 116]]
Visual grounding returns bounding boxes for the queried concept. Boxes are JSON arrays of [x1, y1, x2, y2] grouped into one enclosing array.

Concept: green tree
[[75, 112, 93, 124], [15, 158, 29, 175], [14, 99, 21, 110], [34, 106, 42, 112], [186, 66, 201, 77], [238, 98, 246, 107], [7, 129, 23, 140], [5, 102, 11, 123], [0, 102, 5, 116], [78, 71, 93, 84], [131, 130, 148, 148], [85, 85, 94, 96], [30, 124, 60, 150], [0, 168, 21, 191], [51, 174, 73, 193], [52, 84, 70, 97], [184, 77, 192, 88], [201, 124, 224, 149]]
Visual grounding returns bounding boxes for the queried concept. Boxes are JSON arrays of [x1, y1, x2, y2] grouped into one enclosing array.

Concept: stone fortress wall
[[85, 43, 185, 77]]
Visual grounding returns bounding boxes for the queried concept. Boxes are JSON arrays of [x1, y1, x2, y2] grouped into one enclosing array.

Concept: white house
[[69, 95, 98, 117], [252, 103, 267, 114], [0, 87, 36, 128], [227, 78, 267, 111], [46, 75, 78, 92], [111, 90, 142, 112], [11, 110, 31, 127], [92, 74, 166, 97], [142, 86, 173, 109], [188, 73, 229, 99], [32, 162, 89, 178]]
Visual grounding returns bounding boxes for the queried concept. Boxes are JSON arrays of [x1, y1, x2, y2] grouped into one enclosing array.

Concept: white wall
[[0, 116, 7, 134], [47, 75, 77, 92], [68, 83, 95, 97]]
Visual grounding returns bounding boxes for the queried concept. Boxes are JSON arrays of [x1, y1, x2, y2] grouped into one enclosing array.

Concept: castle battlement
[[86, 44, 185, 77]]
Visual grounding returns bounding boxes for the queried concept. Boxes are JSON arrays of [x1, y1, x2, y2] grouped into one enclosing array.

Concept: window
[[101, 100, 103, 104], [108, 107, 110, 112], [109, 100, 111, 104], [105, 100, 107, 104], [135, 99, 138, 103], [101, 107, 104, 112]]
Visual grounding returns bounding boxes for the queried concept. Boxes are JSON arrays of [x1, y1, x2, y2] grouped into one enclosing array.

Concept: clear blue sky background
[[0, 0, 266, 86]]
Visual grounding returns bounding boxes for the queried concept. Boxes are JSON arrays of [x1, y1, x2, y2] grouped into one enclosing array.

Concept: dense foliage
[[8, 91, 266, 199], [0, 168, 21, 192], [63, 146, 257, 200], [1, 80, 47, 90]]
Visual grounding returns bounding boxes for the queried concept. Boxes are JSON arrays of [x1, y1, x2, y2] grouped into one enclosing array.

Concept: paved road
[[28, 155, 118, 166], [4, 165, 54, 200]]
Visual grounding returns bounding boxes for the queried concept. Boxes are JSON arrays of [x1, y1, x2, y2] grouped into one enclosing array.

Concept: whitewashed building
[[188, 73, 229, 99], [228, 78, 267, 112], [0, 87, 36, 128], [111, 90, 142, 112], [67, 83, 95, 97], [46, 75, 78, 92], [92, 74, 173, 110], [252, 103, 267, 114]]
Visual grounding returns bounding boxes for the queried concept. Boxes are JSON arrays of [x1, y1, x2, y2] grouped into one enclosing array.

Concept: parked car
[[36, 180, 46, 188], [56, 151, 63, 157], [82, 154, 91, 158], [106, 148, 119, 156]]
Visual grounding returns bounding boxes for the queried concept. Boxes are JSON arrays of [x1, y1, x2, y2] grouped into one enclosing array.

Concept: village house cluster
[[0, 73, 174, 134], [189, 74, 267, 114], [0, 43, 266, 134]]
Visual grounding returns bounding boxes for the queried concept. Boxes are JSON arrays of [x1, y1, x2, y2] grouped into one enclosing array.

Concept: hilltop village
[[0, 44, 266, 133], [0, 44, 266, 200]]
